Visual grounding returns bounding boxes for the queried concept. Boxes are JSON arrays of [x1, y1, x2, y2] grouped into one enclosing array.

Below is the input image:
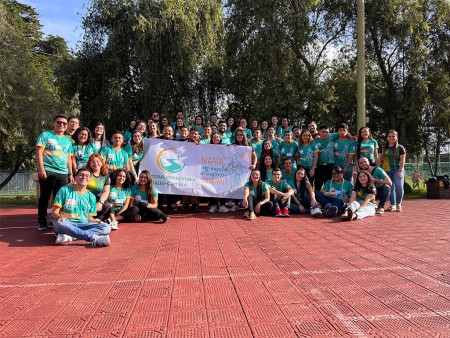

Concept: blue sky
[[22, 0, 86, 51]]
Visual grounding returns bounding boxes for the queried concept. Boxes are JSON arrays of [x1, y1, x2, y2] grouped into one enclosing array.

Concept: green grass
[[0, 197, 37, 206]]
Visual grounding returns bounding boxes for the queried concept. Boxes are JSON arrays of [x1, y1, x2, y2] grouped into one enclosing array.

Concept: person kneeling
[[242, 170, 273, 220], [342, 170, 376, 221], [50, 168, 111, 246]]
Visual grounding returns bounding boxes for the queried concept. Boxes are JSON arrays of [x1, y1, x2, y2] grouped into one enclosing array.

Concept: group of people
[[36, 113, 406, 246]]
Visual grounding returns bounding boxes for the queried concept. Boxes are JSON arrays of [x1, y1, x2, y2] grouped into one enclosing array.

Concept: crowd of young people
[[35, 113, 407, 246]]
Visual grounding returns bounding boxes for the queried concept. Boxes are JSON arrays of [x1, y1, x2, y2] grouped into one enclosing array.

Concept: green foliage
[[0, 0, 72, 173]]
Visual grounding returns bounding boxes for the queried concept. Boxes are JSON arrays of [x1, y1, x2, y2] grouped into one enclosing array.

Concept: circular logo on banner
[[157, 148, 185, 174]]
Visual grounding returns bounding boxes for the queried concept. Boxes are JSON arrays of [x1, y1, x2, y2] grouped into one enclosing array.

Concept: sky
[[22, 0, 86, 51]]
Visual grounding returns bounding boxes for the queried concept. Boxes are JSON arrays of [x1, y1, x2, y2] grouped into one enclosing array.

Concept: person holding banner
[[242, 170, 274, 220], [208, 133, 230, 213], [131, 170, 169, 223]]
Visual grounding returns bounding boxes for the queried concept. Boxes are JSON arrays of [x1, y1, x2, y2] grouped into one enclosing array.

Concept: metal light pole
[[356, 0, 366, 131]]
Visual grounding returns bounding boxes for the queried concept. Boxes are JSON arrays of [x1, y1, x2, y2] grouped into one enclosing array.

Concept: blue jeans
[[290, 195, 317, 214], [376, 184, 391, 208], [348, 200, 376, 220], [315, 190, 345, 211], [386, 170, 404, 205], [52, 219, 110, 242]]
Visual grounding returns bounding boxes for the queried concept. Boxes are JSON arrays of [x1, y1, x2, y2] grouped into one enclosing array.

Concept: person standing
[[36, 115, 73, 230], [65, 116, 80, 141], [50, 168, 111, 246]]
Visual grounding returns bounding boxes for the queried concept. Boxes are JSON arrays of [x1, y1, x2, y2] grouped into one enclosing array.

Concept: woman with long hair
[[174, 118, 185, 140], [260, 155, 275, 182], [290, 167, 322, 216], [85, 153, 111, 220], [342, 170, 376, 221], [234, 128, 257, 170], [107, 169, 139, 229], [258, 139, 280, 168], [265, 127, 281, 153], [134, 120, 148, 138], [70, 127, 97, 174], [147, 121, 160, 138], [131, 170, 169, 223], [356, 126, 378, 165], [297, 129, 318, 186], [242, 169, 273, 220], [377, 130, 406, 212], [192, 115, 204, 135], [124, 130, 144, 172], [260, 120, 269, 139], [208, 134, 230, 213], [124, 120, 136, 144], [279, 130, 298, 170], [91, 122, 109, 152]]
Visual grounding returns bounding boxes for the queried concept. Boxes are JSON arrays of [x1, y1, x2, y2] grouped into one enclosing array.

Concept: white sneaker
[[230, 205, 240, 212], [92, 235, 110, 246], [55, 234, 74, 245], [218, 205, 229, 213], [209, 205, 218, 213], [110, 221, 119, 230], [311, 207, 322, 217]]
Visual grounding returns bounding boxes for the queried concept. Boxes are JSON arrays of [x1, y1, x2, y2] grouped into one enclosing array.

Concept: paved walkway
[[0, 199, 449, 337]]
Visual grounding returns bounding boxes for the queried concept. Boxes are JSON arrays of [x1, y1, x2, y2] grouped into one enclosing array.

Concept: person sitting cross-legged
[[50, 168, 111, 246], [267, 168, 294, 217]]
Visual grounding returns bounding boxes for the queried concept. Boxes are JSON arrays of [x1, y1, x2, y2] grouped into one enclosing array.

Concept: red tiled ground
[[0, 199, 449, 337]]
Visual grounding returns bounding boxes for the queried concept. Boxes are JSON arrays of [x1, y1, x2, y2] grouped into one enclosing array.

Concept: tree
[[0, 0, 72, 189]]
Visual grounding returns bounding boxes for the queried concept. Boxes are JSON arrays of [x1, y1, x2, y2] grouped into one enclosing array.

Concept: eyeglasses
[[55, 121, 68, 126], [236, 134, 244, 137], [77, 174, 91, 178]]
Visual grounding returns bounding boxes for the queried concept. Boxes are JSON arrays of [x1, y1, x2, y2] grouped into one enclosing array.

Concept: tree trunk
[[0, 150, 34, 190]]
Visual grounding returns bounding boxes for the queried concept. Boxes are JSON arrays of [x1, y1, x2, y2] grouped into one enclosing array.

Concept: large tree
[[0, 0, 72, 189]]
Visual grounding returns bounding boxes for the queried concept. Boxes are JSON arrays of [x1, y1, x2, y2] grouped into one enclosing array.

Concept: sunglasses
[[56, 121, 68, 126]]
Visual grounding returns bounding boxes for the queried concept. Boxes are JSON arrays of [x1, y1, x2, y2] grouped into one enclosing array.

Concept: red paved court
[[0, 199, 449, 337]]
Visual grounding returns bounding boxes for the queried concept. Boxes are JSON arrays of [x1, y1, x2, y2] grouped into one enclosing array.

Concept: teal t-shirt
[[131, 184, 158, 204], [322, 179, 353, 200], [358, 139, 378, 161], [280, 127, 292, 137], [220, 134, 231, 145], [191, 125, 203, 135], [109, 186, 132, 211], [333, 138, 356, 171], [53, 186, 97, 223], [36, 130, 73, 174], [70, 142, 97, 170], [293, 180, 312, 200], [313, 132, 338, 165], [251, 140, 264, 159], [124, 144, 144, 166], [100, 146, 130, 173], [199, 138, 211, 144], [279, 141, 298, 168], [298, 143, 316, 169], [267, 180, 291, 193], [281, 169, 295, 188], [245, 181, 269, 199], [124, 130, 132, 144], [371, 167, 389, 188]]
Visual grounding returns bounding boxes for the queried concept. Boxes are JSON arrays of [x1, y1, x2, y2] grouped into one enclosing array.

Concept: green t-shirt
[[53, 186, 97, 223], [354, 186, 377, 204], [87, 174, 110, 197], [333, 138, 356, 171], [131, 184, 158, 204], [36, 130, 73, 174], [371, 167, 389, 188], [279, 141, 298, 168], [292, 180, 312, 200], [281, 169, 295, 188], [70, 142, 97, 170], [245, 181, 269, 199], [279, 127, 292, 137], [358, 139, 378, 161], [298, 143, 316, 169], [251, 140, 264, 159], [100, 146, 130, 173], [313, 133, 338, 165], [267, 179, 291, 193], [322, 179, 353, 200], [381, 145, 406, 172], [199, 138, 211, 144], [109, 186, 132, 211], [124, 144, 144, 166]]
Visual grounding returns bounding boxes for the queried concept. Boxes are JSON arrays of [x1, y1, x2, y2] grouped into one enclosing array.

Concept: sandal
[[243, 211, 249, 218]]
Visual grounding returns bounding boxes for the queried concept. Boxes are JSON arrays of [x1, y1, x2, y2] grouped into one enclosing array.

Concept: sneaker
[[282, 208, 290, 217], [191, 203, 199, 212], [230, 205, 240, 212], [92, 235, 110, 247], [275, 207, 282, 217], [347, 208, 355, 221], [218, 205, 229, 213], [134, 214, 142, 222], [55, 234, 74, 245], [396, 204, 402, 212], [163, 216, 170, 223], [110, 220, 119, 230], [311, 207, 322, 217], [341, 211, 348, 220], [38, 220, 48, 231], [323, 206, 338, 217], [209, 205, 218, 213], [376, 207, 384, 215], [387, 205, 396, 212]]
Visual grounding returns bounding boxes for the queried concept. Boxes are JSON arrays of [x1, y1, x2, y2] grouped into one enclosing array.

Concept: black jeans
[[314, 163, 334, 190], [107, 205, 139, 222], [247, 195, 273, 215], [38, 171, 68, 222], [136, 202, 168, 221]]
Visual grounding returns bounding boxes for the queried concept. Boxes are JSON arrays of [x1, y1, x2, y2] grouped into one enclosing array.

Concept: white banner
[[140, 139, 252, 198]]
